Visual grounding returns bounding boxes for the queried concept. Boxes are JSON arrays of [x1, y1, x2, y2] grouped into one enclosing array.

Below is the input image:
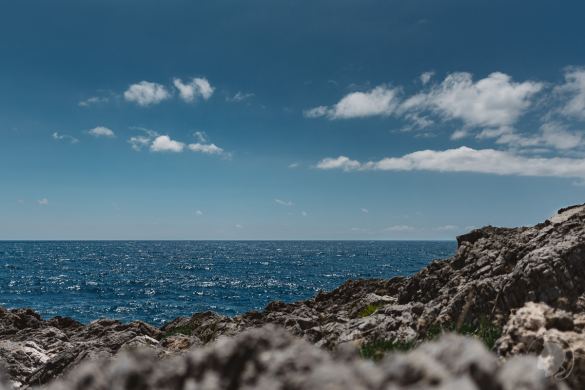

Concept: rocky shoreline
[[2, 204, 585, 389]]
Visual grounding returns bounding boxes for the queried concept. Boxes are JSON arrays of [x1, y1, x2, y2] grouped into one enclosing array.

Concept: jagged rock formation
[[162, 203, 585, 349], [0, 310, 162, 388], [1, 204, 585, 388]]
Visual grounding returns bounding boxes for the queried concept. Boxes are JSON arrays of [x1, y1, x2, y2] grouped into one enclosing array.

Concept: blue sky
[[2, 0, 585, 239]]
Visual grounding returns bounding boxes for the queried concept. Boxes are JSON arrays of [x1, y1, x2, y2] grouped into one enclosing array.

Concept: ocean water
[[0, 241, 456, 325]]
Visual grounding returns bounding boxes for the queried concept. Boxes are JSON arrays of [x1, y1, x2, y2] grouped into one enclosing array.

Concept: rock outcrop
[[161, 203, 585, 350], [1, 204, 585, 388], [0, 309, 162, 388], [43, 326, 566, 390], [496, 302, 585, 388]]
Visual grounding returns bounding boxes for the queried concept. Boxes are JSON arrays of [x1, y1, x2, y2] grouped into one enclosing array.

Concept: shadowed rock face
[[1, 204, 585, 388]]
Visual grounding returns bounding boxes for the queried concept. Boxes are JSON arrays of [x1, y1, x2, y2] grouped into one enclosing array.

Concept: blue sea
[[0, 241, 455, 325]]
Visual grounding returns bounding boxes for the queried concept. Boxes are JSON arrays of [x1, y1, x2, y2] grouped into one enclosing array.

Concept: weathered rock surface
[[161, 204, 585, 350], [0, 309, 162, 388], [43, 326, 566, 390], [496, 302, 585, 388], [1, 204, 585, 388]]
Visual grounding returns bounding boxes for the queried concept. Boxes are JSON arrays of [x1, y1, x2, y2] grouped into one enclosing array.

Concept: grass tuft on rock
[[360, 317, 502, 360], [163, 324, 195, 338], [357, 303, 383, 318], [359, 340, 416, 361]]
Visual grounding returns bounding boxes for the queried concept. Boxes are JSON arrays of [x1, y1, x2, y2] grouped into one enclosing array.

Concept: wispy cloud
[[477, 122, 583, 151], [420, 71, 435, 85], [361, 208, 369, 214], [128, 128, 159, 151], [37, 198, 49, 206], [434, 224, 459, 231], [124, 81, 171, 106], [554, 67, 585, 121], [78, 96, 109, 107], [193, 131, 208, 143], [226, 91, 254, 102], [384, 225, 415, 232], [52, 132, 79, 144], [316, 146, 585, 179], [275, 198, 294, 207], [188, 143, 225, 155]]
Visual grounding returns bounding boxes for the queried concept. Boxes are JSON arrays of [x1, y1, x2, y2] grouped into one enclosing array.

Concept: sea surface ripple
[[0, 241, 455, 325]]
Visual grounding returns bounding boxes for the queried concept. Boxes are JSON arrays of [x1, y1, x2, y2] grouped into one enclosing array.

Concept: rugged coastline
[[2, 204, 585, 389]]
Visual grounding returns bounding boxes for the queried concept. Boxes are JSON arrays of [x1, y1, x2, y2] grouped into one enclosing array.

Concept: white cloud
[[402, 113, 434, 131], [539, 122, 583, 149], [188, 143, 224, 155], [150, 135, 185, 152], [129, 129, 228, 157], [235, 224, 243, 229], [52, 132, 79, 144], [288, 162, 300, 169], [173, 77, 214, 102], [477, 122, 583, 150], [316, 156, 361, 171], [306, 72, 541, 128], [88, 126, 115, 138], [78, 96, 108, 107], [129, 135, 152, 151], [405, 72, 543, 129], [301, 211, 308, 217], [124, 81, 171, 106], [227, 91, 254, 102], [128, 128, 159, 151], [195, 210, 203, 216], [450, 129, 469, 140], [361, 208, 369, 214], [316, 146, 585, 179], [37, 198, 49, 206], [275, 199, 294, 207], [304, 86, 401, 119], [304, 105, 329, 118], [555, 67, 585, 121], [420, 71, 435, 85]]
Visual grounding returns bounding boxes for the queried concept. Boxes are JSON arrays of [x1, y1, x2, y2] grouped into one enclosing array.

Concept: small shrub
[[163, 324, 195, 338]]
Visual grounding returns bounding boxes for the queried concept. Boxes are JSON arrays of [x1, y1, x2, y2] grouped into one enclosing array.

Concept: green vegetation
[[357, 303, 383, 318], [359, 340, 416, 361], [359, 317, 502, 361], [162, 324, 195, 338], [461, 317, 502, 350]]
